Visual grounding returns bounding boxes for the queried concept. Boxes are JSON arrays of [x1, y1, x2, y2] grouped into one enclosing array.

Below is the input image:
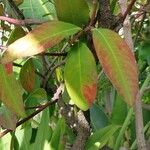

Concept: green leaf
[[6, 26, 26, 45], [85, 125, 120, 150], [34, 107, 51, 150], [19, 0, 55, 21], [64, 42, 97, 111], [50, 118, 65, 150], [0, 105, 17, 130], [54, 0, 89, 26], [92, 28, 139, 106], [1, 21, 81, 64], [111, 95, 127, 125], [19, 58, 36, 92], [0, 64, 26, 117], [90, 104, 108, 131]]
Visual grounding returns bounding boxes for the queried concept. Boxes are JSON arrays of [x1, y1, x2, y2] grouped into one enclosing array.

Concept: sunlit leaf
[[92, 28, 139, 106], [0, 105, 17, 130], [1, 21, 81, 64], [85, 125, 120, 150], [0, 64, 26, 117], [19, 58, 35, 92], [64, 42, 97, 111], [54, 0, 89, 26]]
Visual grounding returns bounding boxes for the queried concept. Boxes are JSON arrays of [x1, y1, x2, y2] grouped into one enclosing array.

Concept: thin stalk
[[114, 73, 150, 149]]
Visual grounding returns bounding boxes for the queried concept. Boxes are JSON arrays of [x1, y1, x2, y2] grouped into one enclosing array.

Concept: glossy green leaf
[[64, 42, 97, 111], [1, 21, 81, 64], [19, 59, 35, 92], [92, 28, 139, 106], [85, 125, 120, 150], [0, 64, 26, 117], [54, 0, 89, 26], [50, 118, 65, 150], [0, 105, 17, 130]]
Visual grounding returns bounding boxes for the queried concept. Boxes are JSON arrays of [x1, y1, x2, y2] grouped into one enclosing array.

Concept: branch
[[6, 0, 32, 31], [89, 0, 98, 26], [57, 99, 90, 150], [119, 1, 147, 149], [0, 16, 45, 26], [122, 0, 136, 22], [0, 84, 64, 138]]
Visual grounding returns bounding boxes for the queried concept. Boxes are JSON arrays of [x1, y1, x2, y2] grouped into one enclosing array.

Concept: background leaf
[[50, 118, 65, 150], [92, 28, 139, 106], [85, 125, 120, 150], [19, 0, 55, 20], [0, 64, 26, 117], [90, 104, 108, 131], [19, 58, 36, 92], [54, 0, 89, 26], [1, 21, 80, 64], [0, 105, 17, 130], [64, 42, 97, 110]]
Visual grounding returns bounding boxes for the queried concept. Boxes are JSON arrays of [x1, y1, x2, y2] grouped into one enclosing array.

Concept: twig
[[43, 52, 67, 57], [119, 0, 134, 51], [0, 16, 45, 26], [43, 60, 65, 88], [122, 0, 136, 21], [89, 0, 98, 26], [0, 99, 57, 138], [119, 0, 147, 149], [0, 84, 64, 138], [6, 0, 32, 31]]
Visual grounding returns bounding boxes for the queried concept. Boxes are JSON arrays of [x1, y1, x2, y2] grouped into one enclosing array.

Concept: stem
[[114, 73, 150, 149], [114, 108, 133, 150], [130, 121, 150, 149]]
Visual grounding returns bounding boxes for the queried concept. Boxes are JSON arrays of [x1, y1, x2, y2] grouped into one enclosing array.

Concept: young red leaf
[[19, 58, 35, 92], [64, 43, 97, 110], [0, 64, 26, 117], [54, 0, 89, 26], [92, 28, 139, 106], [1, 21, 80, 64]]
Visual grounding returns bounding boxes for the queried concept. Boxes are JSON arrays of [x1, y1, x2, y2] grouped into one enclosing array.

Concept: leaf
[[111, 95, 127, 125], [6, 26, 26, 45], [0, 64, 26, 117], [19, 58, 35, 92], [90, 104, 108, 131], [85, 125, 120, 150], [64, 42, 97, 111], [92, 28, 139, 106], [1, 21, 81, 64], [50, 118, 65, 150], [34, 107, 51, 150], [0, 105, 17, 130], [54, 0, 89, 26], [19, 0, 55, 21]]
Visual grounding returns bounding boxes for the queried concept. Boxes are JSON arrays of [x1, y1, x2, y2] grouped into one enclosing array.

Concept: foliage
[[0, 0, 150, 150]]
